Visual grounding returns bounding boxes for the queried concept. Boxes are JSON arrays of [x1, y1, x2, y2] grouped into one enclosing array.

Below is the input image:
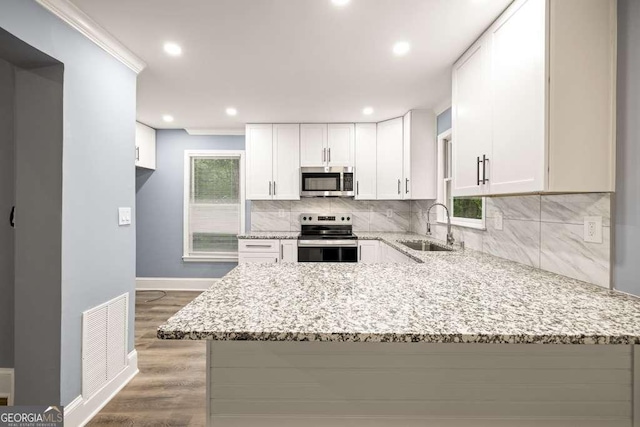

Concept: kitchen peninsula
[[159, 233, 640, 426]]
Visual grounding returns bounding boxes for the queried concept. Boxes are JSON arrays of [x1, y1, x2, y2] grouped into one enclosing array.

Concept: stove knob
[[341, 217, 345, 221], [303, 216, 307, 221], [347, 216, 351, 221], [309, 217, 313, 221]]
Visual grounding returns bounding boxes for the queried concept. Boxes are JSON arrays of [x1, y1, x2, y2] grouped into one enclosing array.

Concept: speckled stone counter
[[159, 232, 640, 344]]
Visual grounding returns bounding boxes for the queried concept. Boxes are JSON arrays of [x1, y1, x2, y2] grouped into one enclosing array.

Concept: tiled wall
[[251, 199, 413, 233], [413, 193, 612, 288], [252, 193, 612, 288]]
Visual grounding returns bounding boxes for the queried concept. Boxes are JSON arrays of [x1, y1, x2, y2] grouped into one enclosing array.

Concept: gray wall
[[615, 0, 640, 296], [0, 0, 137, 405], [436, 107, 452, 135], [136, 130, 246, 278], [0, 58, 15, 368]]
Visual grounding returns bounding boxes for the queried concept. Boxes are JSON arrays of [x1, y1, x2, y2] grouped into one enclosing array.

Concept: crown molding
[[186, 128, 246, 136], [35, 0, 146, 74], [434, 98, 452, 116]]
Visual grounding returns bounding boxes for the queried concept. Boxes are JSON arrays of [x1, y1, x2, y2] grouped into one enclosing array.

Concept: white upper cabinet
[[135, 122, 156, 170], [246, 124, 301, 201], [451, 37, 492, 197], [403, 110, 437, 200], [354, 123, 377, 200], [300, 124, 328, 167], [273, 124, 300, 200], [246, 124, 274, 200], [327, 124, 355, 167], [376, 117, 404, 200], [452, 0, 616, 197]]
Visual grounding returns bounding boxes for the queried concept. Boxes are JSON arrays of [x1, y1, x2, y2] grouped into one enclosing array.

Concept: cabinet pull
[[280, 243, 283, 260], [482, 155, 489, 184], [246, 244, 272, 248], [135, 146, 140, 161], [357, 181, 359, 196], [397, 179, 401, 195], [323, 148, 326, 162], [405, 178, 409, 194], [328, 148, 331, 162], [268, 181, 272, 195], [476, 156, 482, 186], [274, 182, 277, 196], [359, 246, 362, 261]]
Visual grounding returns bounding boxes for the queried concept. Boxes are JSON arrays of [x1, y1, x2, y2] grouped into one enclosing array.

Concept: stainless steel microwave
[[300, 167, 354, 197]]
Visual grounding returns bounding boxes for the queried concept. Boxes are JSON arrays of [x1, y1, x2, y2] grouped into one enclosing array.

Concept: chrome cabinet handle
[[328, 148, 331, 162], [405, 178, 409, 194], [323, 148, 326, 163], [269, 181, 272, 195], [357, 181, 359, 196], [280, 243, 283, 260], [135, 146, 140, 161], [274, 181, 277, 196], [246, 244, 272, 248], [477, 156, 481, 186], [397, 179, 401, 195]]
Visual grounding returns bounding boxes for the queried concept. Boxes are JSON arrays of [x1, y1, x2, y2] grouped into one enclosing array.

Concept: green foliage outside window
[[192, 158, 239, 204], [453, 197, 482, 220]]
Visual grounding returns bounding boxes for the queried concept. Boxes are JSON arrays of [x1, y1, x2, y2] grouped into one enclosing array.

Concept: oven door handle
[[298, 240, 358, 247]]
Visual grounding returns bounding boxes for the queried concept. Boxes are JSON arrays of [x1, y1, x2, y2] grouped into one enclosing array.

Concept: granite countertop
[[237, 231, 300, 239], [159, 232, 640, 344]]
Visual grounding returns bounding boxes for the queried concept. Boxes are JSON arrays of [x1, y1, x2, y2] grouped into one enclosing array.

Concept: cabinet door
[[376, 118, 404, 200], [280, 240, 298, 263], [273, 124, 300, 200], [246, 124, 274, 200], [407, 110, 437, 200], [358, 240, 379, 264], [135, 122, 156, 170], [451, 36, 492, 197], [327, 124, 355, 167], [402, 112, 412, 199], [300, 124, 327, 167], [489, 0, 545, 194], [354, 123, 377, 200], [239, 253, 280, 264]]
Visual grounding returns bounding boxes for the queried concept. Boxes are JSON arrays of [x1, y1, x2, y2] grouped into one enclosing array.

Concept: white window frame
[[436, 129, 486, 230], [183, 150, 246, 262]]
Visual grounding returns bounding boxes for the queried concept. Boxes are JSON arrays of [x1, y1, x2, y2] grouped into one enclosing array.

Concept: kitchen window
[[183, 150, 245, 262], [437, 130, 485, 229]]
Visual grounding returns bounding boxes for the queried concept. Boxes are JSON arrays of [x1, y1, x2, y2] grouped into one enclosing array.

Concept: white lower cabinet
[[280, 240, 298, 263], [238, 239, 298, 264], [358, 240, 379, 264]]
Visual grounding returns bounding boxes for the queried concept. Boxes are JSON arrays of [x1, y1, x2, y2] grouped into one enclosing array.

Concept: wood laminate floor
[[88, 291, 206, 427]]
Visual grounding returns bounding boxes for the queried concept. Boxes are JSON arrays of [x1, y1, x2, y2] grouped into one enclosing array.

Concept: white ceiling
[[70, 0, 511, 130]]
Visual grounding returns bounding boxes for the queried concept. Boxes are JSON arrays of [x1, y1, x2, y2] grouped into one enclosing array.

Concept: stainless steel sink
[[400, 241, 454, 252]]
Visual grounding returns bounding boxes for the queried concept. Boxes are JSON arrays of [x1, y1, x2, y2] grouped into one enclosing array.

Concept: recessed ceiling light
[[331, 0, 350, 6], [363, 107, 374, 115], [162, 114, 174, 123], [163, 42, 182, 56], [393, 41, 411, 56], [226, 107, 238, 116]]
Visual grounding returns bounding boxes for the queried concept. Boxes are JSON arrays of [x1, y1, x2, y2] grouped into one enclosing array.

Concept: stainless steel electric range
[[297, 213, 357, 263]]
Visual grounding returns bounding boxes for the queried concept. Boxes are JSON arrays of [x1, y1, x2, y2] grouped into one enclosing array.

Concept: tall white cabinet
[[376, 118, 404, 200], [354, 123, 377, 200], [452, 0, 616, 197], [246, 124, 300, 200]]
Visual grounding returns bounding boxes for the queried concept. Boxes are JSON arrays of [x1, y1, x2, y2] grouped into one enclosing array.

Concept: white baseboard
[[64, 350, 138, 427], [0, 368, 14, 405], [136, 277, 220, 291]]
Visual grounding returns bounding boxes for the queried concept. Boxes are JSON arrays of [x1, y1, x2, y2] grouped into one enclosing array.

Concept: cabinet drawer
[[239, 239, 279, 253], [239, 253, 279, 264]]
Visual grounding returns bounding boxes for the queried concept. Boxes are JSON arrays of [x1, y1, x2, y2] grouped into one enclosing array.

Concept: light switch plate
[[118, 207, 132, 226], [584, 216, 603, 243], [494, 212, 503, 231]]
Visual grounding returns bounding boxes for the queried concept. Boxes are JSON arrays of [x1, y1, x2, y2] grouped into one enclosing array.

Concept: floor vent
[[82, 293, 129, 400]]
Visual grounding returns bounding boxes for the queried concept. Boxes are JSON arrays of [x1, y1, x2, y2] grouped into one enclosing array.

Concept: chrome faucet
[[426, 203, 455, 246]]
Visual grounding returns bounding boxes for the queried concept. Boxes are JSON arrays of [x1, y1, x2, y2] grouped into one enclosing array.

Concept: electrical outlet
[[494, 212, 503, 231], [584, 216, 603, 243], [118, 207, 132, 226], [386, 209, 393, 218]]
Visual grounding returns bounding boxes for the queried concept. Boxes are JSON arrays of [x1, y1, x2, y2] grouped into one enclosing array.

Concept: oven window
[[302, 173, 340, 192]]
